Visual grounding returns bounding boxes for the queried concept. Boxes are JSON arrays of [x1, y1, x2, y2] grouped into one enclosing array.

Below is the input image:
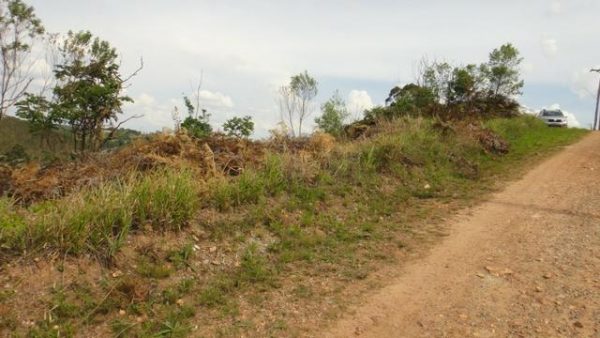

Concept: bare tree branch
[[121, 57, 144, 85], [101, 114, 143, 147]]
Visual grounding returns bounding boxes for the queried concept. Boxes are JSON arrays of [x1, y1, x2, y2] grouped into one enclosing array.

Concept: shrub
[[181, 116, 212, 139], [223, 116, 254, 138]]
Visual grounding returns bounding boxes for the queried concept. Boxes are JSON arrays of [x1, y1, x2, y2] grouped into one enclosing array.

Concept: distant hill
[[0, 116, 143, 162], [0, 116, 71, 161]]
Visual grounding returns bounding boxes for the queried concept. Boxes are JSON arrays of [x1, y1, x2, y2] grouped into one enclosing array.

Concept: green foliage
[[17, 30, 135, 152], [383, 84, 436, 118], [2, 143, 29, 165], [181, 116, 212, 138], [53, 30, 133, 151], [484, 43, 524, 97], [375, 43, 524, 122], [315, 91, 349, 137], [15, 94, 61, 148], [223, 116, 254, 138], [180, 95, 212, 138]]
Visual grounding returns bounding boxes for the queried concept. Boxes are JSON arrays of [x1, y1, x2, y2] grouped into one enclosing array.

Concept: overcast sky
[[27, 0, 600, 136]]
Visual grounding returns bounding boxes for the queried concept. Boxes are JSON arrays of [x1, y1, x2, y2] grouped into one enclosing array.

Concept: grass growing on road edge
[[0, 115, 589, 336]]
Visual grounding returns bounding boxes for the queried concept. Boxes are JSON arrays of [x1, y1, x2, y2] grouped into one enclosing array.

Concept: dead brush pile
[[0, 133, 267, 203]]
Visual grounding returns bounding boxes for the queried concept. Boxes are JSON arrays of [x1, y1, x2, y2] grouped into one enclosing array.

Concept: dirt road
[[326, 133, 600, 338]]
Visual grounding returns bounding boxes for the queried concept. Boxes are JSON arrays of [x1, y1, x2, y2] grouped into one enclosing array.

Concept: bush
[[2, 144, 29, 166], [181, 116, 212, 139], [223, 116, 254, 138]]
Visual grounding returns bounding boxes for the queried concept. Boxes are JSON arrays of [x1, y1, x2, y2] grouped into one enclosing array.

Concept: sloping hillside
[[0, 116, 71, 160], [0, 115, 588, 337]]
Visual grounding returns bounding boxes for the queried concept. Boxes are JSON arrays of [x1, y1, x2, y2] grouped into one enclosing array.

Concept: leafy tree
[[51, 31, 133, 152], [315, 91, 349, 137], [0, 0, 45, 120], [483, 43, 524, 97], [223, 115, 254, 138], [385, 84, 436, 116], [16, 30, 140, 152], [447, 64, 484, 104], [278, 70, 318, 137]]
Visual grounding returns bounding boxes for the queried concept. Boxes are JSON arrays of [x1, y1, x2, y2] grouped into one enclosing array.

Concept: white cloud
[[571, 68, 599, 99], [541, 37, 558, 57], [136, 93, 156, 106], [347, 90, 374, 117], [197, 90, 234, 110], [550, 1, 562, 14]]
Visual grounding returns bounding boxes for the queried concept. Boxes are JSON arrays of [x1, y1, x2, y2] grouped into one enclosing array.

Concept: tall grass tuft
[[210, 154, 286, 211], [131, 169, 199, 231]]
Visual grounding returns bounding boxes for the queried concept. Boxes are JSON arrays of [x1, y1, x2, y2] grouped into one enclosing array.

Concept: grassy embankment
[[0, 115, 588, 337]]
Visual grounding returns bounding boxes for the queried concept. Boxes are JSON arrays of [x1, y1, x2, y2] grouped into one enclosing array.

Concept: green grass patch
[[0, 168, 200, 260]]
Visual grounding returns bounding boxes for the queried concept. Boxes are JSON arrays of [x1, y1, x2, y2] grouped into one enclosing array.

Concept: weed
[[167, 243, 194, 270], [136, 257, 172, 279]]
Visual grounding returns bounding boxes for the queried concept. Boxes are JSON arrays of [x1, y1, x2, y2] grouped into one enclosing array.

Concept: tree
[[16, 30, 141, 152], [483, 43, 524, 97], [52, 31, 135, 152], [315, 90, 349, 137], [420, 61, 453, 103], [385, 84, 436, 117], [278, 70, 317, 137], [0, 0, 44, 120], [278, 84, 298, 137], [223, 115, 254, 138]]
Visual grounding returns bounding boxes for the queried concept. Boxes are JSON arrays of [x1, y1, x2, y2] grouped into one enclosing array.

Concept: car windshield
[[542, 110, 564, 117]]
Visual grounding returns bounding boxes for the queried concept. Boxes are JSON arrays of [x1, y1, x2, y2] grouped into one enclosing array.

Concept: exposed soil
[[325, 133, 600, 337]]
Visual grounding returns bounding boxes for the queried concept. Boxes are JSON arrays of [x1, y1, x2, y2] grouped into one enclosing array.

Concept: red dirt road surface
[[326, 133, 600, 338]]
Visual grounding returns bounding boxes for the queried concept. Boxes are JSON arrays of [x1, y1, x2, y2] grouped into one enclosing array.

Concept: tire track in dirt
[[326, 133, 600, 338]]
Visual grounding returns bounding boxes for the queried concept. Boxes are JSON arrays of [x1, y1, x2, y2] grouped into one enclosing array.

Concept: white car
[[538, 109, 568, 127]]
